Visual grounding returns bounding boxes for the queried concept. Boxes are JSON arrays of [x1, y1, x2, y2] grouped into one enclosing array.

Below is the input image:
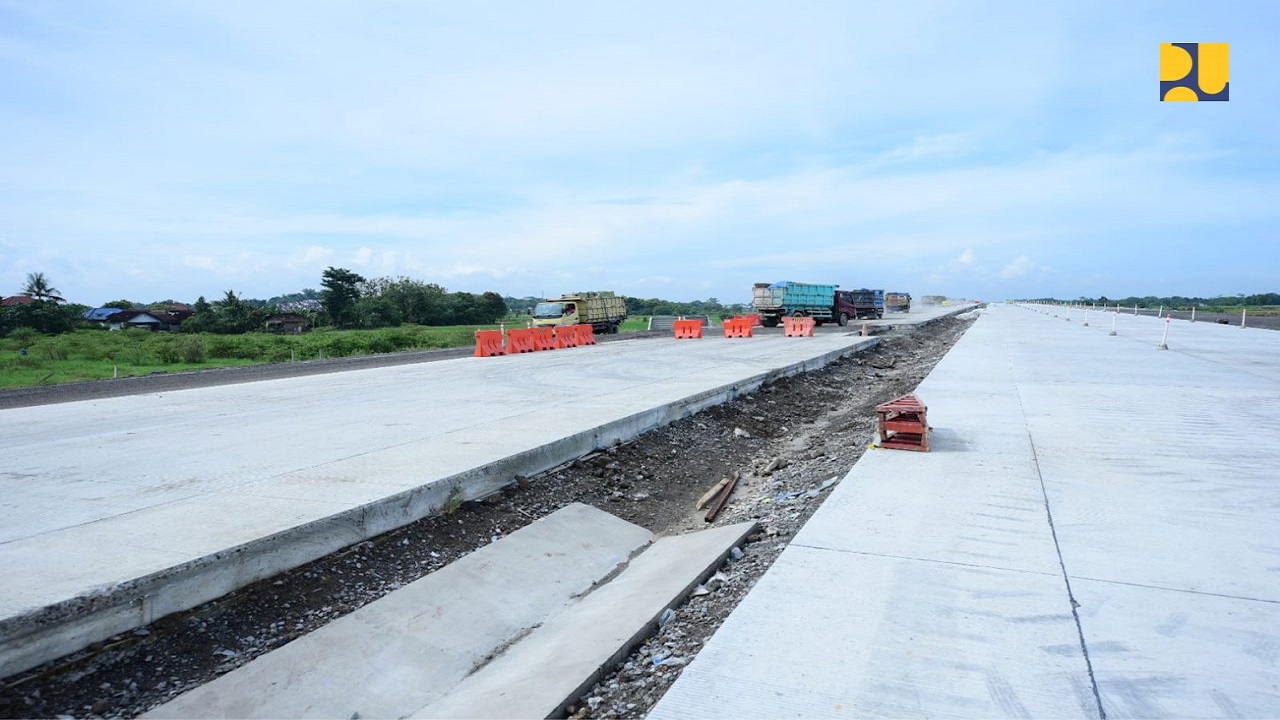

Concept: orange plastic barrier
[[673, 319, 704, 339], [783, 316, 816, 337], [505, 328, 536, 353], [532, 327, 557, 351], [555, 327, 579, 349], [723, 317, 754, 338], [575, 324, 597, 346], [474, 329, 505, 357], [745, 313, 762, 327]]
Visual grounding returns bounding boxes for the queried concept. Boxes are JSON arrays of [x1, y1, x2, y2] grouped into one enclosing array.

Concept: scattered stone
[[733, 427, 752, 439]]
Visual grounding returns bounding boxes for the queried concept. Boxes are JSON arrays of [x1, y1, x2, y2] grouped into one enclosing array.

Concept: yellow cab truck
[[531, 291, 628, 334]]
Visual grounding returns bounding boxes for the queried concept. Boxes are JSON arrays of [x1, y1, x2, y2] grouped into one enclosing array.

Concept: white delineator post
[[1241, 308, 1248, 328], [1159, 315, 1170, 350], [1083, 308, 1089, 327], [1190, 306, 1196, 323], [1110, 310, 1117, 336], [1134, 304, 1139, 316]]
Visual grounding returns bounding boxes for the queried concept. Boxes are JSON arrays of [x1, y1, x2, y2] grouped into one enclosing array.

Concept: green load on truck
[[531, 291, 628, 334]]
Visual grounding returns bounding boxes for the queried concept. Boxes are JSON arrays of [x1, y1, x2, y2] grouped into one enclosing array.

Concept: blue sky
[[1, 1, 1276, 306]]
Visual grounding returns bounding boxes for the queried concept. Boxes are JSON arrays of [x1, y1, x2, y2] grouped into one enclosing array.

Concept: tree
[[103, 299, 136, 309], [22, 272, 63, 303], [321, 267, 365, 329], [480, 291, 508, 323], [182, 296, 216, 333], [0, 300, 84, 336], [356, 295, 403, 328]]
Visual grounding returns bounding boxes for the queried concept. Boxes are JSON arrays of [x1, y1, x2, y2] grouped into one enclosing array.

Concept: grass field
[[1198, 305, 1280, 316], [0, 318, 650, 389]]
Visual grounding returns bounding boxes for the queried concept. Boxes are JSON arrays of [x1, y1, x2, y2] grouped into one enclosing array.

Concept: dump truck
[[886, 292, 911, 313], [531, 291, 627, 334], [753, 282, 886, 327]]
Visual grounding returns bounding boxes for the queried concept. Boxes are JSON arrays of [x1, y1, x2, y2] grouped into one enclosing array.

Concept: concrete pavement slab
[[648, 547, 1097, 719], [146, 503, 654, 719], [1, 332, 877, 678], [652, 304, 1280, 718], [1074, 578, 1280, 719], [414, 520, 758, 720]]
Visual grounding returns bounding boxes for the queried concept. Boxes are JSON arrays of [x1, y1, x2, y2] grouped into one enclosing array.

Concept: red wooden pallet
[[876, 393, 929, 451]]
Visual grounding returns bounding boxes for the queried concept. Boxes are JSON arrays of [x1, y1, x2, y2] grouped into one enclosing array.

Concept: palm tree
[[22, 272, 64, 303]]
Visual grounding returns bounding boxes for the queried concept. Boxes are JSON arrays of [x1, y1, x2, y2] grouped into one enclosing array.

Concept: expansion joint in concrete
[[1066, 575, 1280, 606], [791, 544, 1059, 579], [1013, 374, 1107, 720]]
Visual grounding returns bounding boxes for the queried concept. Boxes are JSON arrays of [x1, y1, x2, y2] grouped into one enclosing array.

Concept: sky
[[1, 0, 1277, 307]]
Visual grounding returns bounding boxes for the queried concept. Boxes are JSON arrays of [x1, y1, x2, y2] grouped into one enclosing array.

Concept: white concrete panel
[[415, 521, 758, 720], [653, 304, 1280, 719], [148, 504, 654, 719], [1074, 578, 1280, 719], [650, 547, 1098, 719]]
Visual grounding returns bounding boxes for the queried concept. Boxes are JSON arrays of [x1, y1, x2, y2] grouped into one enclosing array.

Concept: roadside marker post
[[1190, 306, 1196, 323], [1083, 309, 1090, 327], [1159, 315, 1170, 350], [1134, 304, 1139, 316], [1241, 308, 1248, 329], [1109, 311, 1117, 336]]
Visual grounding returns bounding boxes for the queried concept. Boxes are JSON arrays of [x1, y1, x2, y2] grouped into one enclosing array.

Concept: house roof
[[105, 310, 162, 324], [84, 307, 121, 321], [105, 309, 191, 326], [2, 295, 35, 307]]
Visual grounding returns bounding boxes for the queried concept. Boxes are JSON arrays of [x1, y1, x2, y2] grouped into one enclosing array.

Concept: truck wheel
[[837, 312, 849, 327], [792, 311, 805, 318], [762, 317, 779, 328]]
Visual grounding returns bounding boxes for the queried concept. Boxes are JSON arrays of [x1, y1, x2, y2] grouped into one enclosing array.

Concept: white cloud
[[1001, 256, 1037, 279], [875, 133, 975, 166], [958, 248, 975, 265]]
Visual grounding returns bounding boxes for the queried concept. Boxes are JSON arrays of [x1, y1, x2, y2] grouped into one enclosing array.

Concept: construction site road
[[653, 303, 1280, 719], [0, 303, 965, 684]]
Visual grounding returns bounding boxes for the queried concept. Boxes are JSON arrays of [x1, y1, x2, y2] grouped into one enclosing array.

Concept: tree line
[[1, 269, 511, 337], [502, 294, 748, 318], [1031, 293, 1280, 308]]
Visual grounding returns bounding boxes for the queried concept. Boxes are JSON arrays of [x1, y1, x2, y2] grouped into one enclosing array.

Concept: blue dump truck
[[837, 288, 885, 320], [751, 282, 884, 327]]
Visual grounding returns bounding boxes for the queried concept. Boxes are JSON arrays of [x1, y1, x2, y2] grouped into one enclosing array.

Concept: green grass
[[1195, 305, 1280, 316], [0, 318, 648, 390]]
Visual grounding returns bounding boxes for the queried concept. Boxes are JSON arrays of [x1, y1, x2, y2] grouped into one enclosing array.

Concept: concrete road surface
[[0, 323, 901, 678], [652, 303, 1280, 719]]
